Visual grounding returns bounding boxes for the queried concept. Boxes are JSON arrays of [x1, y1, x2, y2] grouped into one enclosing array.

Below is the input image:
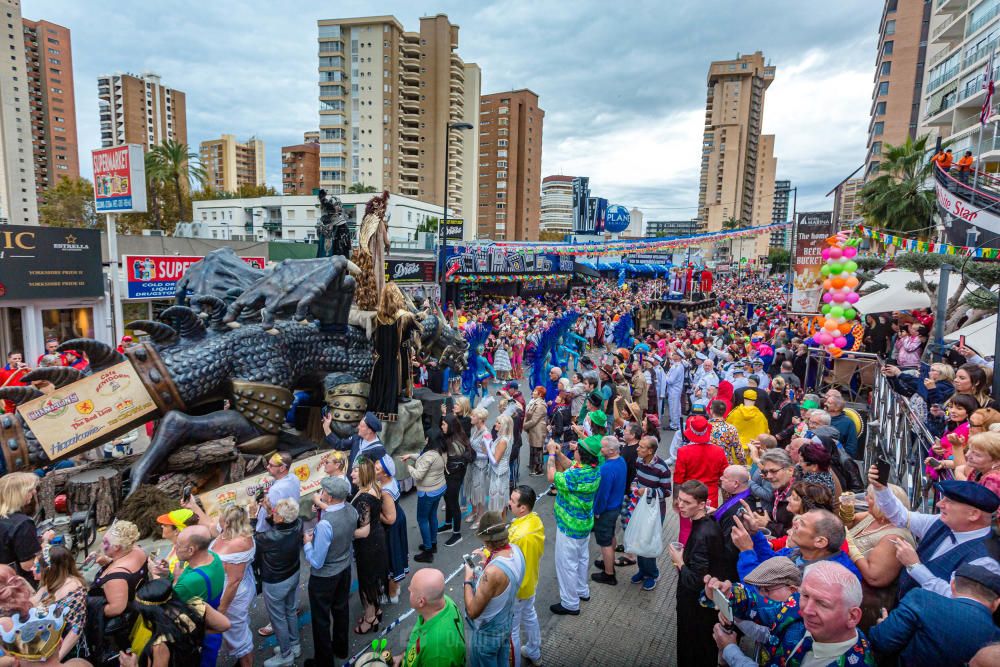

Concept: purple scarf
[[714, 488, 751, 522]]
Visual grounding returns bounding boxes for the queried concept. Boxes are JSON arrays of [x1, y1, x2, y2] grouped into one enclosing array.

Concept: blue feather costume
[[530, 311, 580, 391], [461, 322, 494, 400]]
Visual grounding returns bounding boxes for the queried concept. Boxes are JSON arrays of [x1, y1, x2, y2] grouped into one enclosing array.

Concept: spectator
[[591, 436, 627, 585], [714, 465, 762, 580], [954, 363, 999, 409], [668, 480, 726, 666], [86, 520, 148, 660], [546, 434, 601, 615], [350, 458, 390, 633], [768, 377, 800, 447], [868, 563, 1000, 667], [523, 387, 548, 477], [507, 486, 545, 667], [893, 322, 923, 370], [825, 395, 859, 459], [486, 414, 513, 514], [322, 411, 387, 470], [32, 545, 87, 661], [375, 455, 407, 604], [440, 413, 471, 544], [149, 509, 194, 579], [777, 359, 801, 390], [396, 568, 465, 667], [170, 525, 225, 667], [463, 511, 525, 666], [954, 432, 1000, 496], [798, 440, 838, 495], [675, 415, 730, 509], [405, 429, 447, 564], [254, 498, 303, 667], [726, 389, 770, 449], [709, 400, 745, 466], [867, 470, 999, 599], [209, 506, 256, 667], [620, 435, 672, 576], [0, 472, 44, 581], [465, 408, 491, 527], [252, 452, 300, 533], [303, 476, 358, 663], [750, 449, 796, 537], [0, 351, 30, 414]]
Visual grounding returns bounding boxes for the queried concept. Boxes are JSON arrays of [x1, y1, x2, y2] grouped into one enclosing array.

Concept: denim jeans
[[262, 571, 300, 657], [637, 555, 659, 581], [416, 491, 443, 549]]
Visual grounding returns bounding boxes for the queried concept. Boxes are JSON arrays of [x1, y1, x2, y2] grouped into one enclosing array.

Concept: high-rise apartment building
[[0, 0, 38, 224], [282, 132, 320, 195], [540, 175, 574, 235], [770, 179, 792, 248], [750, 133, 777, 259], [199, 134, 265, 193], [97, 72, 187, 150], [836, 177, 864, 224], [647, 219, 702, 237], [22, 16, 78, 199], [315, 15, 480, 222], [697, 52, 775, 238], [478, 90, 544, 240], [867, 0, 930, 178], [920, 1, 1000, 173]]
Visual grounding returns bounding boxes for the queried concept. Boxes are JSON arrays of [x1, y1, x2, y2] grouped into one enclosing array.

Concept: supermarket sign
[[92, 145, 147, 213], [124, 254, 266, 299]]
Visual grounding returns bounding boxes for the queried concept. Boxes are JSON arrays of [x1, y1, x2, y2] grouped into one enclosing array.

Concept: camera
[[255, 487, 266, 504]]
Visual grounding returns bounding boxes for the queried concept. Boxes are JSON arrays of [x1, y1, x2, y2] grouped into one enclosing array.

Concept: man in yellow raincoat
[[725, 388, 770, 453]]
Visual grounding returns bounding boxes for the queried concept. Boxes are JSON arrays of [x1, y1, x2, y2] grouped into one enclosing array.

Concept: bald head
[[175, 525, 212, 563], [409, 568, 446, 617], [724, 465, 749, 485]]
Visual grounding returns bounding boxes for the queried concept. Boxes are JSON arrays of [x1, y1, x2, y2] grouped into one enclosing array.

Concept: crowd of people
[[1, 273, 1000, 666]]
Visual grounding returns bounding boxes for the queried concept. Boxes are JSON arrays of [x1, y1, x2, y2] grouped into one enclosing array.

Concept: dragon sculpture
[[0, 247, 468, 493]]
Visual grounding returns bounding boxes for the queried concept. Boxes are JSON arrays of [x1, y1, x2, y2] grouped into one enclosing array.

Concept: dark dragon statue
[[0, 248, 467, 493]]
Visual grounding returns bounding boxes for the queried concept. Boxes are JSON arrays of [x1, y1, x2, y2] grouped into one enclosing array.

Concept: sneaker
[[545, 486, 557, 497], [444, 533, 463, 547], [642, 577, 657, 591], [413, 549, 434, 563], [579, 594, 591, 602], [264, 652, 294, 667], [273, 644, 302, 659], [521, 647, 543, 667], [437, 524, 452, 534], [548, 602, 579, 616], [591, 571, 617, 585], [630, 572, 645, 585]]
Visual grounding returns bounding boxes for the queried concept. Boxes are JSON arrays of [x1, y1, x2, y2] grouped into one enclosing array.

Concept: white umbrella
[[855, 268, 983, 315], [944, 314, 997, 357]]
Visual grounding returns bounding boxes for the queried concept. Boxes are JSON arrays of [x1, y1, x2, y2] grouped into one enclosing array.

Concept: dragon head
[[417, 307, 468, 373]]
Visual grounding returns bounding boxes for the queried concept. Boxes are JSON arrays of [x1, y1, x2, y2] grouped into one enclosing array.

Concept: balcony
[[933, 11, 966, 45], [927, 62, 961, 93], [399, 70, 420, 85], [400, 56, 419, 69], [968, 3, 1000, 38], [399, 124, 419, 138], [937, 0, 971, 15], [263, 220, 282, 232], [399, 98, 420, 112]]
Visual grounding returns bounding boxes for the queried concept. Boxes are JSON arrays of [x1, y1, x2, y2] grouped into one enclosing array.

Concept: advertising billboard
[[124, 254, 266, 300], [443, 218, 464, 241], [572, 177, 593, 234], [790, 211, 834, 314], [92, 145, 147, 213], [586, 197, 608, 235], [605, 204, 631, 234], [445, 244, 575, 275], [0, 225, 103, 301], [385, 259, 435, 283]]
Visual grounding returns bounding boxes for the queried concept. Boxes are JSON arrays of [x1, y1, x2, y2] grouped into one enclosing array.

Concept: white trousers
[[555, 531, 590, 611], [511, 594, 541, 666]]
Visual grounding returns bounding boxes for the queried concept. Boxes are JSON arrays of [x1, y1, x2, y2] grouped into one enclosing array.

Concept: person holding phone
[[0, 351, 31, 414]]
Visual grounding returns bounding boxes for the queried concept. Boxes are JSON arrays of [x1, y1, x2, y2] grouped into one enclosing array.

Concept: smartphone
[[875, 457, 891, 486], [713, 587, 734, 626], [959, 334, 966, 348], [182, 484, 192, 504], [81, 552, 98, 569], [321, 405, 330, 419]]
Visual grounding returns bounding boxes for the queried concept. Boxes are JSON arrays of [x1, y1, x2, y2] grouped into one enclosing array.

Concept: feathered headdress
[[530, 311, 580, 389], [461, 322, 492, 394], [364, 190, 391, 218], [612, 313, 634, 349]]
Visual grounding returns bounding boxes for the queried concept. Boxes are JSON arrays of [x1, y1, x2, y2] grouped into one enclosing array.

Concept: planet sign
[[605, 204, 631, 234], [814, 231, 861, 359]]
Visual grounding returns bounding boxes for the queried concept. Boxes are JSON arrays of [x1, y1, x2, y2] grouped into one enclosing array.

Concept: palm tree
[[348, 183, 377, 194], [859, 134, 935, 236], [722, 216, 742, 261], [143, 151, 165, 230], [147, 140, 207, 220]]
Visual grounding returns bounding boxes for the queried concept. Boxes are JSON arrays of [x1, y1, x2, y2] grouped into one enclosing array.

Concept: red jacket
[[674, 442, 729, 507], [0, 366, 29, 414]]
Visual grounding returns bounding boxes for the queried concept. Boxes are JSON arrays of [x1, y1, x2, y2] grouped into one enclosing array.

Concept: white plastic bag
[[623, 493, 663, 558]]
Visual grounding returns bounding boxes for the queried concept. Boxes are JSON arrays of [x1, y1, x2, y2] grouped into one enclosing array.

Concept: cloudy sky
[[25, 0, 880, 220]]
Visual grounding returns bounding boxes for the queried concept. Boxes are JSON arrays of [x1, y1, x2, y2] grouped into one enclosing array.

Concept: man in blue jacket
[[591, 436, 626, 585], [868, 563, 1000, 667], [731, 508, 861, 581]]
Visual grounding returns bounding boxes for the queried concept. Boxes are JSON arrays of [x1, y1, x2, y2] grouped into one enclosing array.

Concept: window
[[872, 121, 884, 136], [877, 81, 889, 96], [883, 41, 893, 56], [875, 101, 886, 115], [871, 141, 882, 155], [497, 139, 508, 147], [885, 19, 895, 35], [497, 160, 507, 168], [287, 210, 296, 219], [496, 202, 506, 209], [497, 181, 507, 189], [880, 61, 891, 76]]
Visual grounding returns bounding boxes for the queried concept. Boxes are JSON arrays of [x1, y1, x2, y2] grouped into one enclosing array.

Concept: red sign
[[92, 145, 146, 213], [123, 254, 265, 299]]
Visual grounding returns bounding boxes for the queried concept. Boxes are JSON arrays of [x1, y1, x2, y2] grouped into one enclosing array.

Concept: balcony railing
[[968, 3, 1000, 37]]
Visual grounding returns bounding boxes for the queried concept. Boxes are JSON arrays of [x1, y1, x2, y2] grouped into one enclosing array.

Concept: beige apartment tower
[[478, 90, 544, 241], [0, 0, 38, 224], [97, 72, 187, 150], [750, 133, 777, 260], [698, 51, 775, 240], [315, 14, 480, 221], [867, 0, 930, 178], [200, 134, 265, 193]]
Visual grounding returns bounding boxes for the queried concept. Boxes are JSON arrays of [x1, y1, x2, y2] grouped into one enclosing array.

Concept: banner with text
[[0, 226, 103, 301], [385, 259, 435, 283], [197, 452, 328, 518], [124, 254, 266, 299], [790, 212, 834, 314]]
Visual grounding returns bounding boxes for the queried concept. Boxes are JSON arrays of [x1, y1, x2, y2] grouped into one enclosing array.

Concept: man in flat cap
[[322, 411, 387, 470], [869, 467, 1000, 599], [869, 562, 1000, 667]]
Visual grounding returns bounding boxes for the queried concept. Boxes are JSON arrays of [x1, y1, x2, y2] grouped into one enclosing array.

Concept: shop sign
[[790, 211, 834, 314], [385, 259, 435, 283], [197, 452, 327, 517], [445, 243, 575, 276], [443, 219, 465, 241], [92, 145, 147, 213], [0, 225, 103, 301], [124, 254, 266, 299], [605, 204, 631, 234], [17, 361, 157, 461]]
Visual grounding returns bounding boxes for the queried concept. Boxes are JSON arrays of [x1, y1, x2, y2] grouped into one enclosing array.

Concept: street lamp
[[439, 121, 474, 307]]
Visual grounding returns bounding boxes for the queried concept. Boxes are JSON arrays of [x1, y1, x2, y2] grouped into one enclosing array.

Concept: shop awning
[[944, 314, 997, 357], [855, 269, 979, 314]]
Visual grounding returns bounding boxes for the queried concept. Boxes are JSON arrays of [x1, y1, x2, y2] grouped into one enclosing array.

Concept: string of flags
[[857, 225, 1000, 259], [490, 221, 792, 257]]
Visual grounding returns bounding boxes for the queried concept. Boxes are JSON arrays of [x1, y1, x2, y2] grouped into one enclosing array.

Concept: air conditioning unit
[[142, 229, 164, 237]]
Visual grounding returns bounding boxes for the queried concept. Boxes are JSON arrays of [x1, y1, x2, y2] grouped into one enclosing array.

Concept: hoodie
[[726, 404, 770, 446]]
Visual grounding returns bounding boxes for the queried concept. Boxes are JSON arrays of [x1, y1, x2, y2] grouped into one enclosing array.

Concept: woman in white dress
[[464, 406, 491, 529], [210, 505, 257, 667], [487, 413, 513, 516], [493, 342, 512, 382]]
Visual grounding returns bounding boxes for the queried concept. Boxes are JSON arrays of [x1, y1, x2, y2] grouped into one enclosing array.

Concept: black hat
[[363, 411, 382, 433], [935, 480, 1000, 513], [955, 563, 1000, 595]]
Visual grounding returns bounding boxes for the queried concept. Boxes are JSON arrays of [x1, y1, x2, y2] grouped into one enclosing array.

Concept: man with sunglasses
[[750, 449, 796, 538], [254, 452, 300, 533]]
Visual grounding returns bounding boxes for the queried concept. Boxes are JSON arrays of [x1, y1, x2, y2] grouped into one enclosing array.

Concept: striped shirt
[[553, 464, 601, 539], [635, 454, 672, 517]]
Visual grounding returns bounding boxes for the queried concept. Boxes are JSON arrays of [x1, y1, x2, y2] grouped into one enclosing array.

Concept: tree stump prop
[[65, 467, 122, 526]]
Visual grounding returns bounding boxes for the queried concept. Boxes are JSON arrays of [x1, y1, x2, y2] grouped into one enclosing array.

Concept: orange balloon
[[822, 279, 833, 290], [846, 276, 860, 288], [831, 277, 846, 289], [830, 347, 843, 358], [824, 320, 839, 332], [838, 323, 852, 335]]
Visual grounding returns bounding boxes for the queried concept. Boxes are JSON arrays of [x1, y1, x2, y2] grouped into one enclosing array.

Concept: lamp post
[[439, 121, 474, 307]]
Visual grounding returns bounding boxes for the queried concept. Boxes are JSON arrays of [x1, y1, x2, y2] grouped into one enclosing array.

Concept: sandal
[[615, 556, 637, 567], [354, 615, 379, 635], [257, 623, 274, 637]]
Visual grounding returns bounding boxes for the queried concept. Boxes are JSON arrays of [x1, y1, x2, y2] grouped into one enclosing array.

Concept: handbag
[[623, 492, 663, 558]]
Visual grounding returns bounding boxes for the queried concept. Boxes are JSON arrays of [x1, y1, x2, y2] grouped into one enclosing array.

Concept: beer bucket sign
[[17, 362, 157, 460]]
